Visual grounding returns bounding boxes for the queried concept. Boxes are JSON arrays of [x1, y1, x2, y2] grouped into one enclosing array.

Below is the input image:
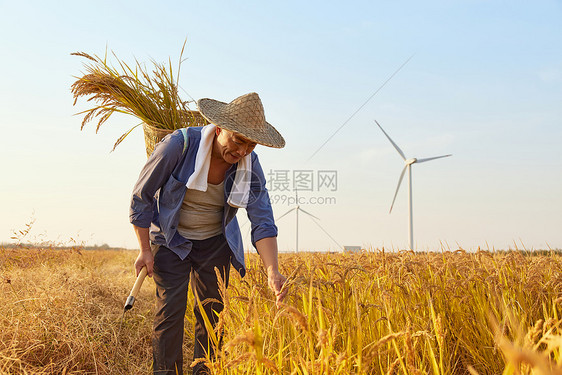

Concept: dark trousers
[[152, 234, 231, 375]]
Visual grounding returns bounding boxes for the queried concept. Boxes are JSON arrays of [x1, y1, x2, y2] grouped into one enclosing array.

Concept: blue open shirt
[[129, 127, 278, 277]]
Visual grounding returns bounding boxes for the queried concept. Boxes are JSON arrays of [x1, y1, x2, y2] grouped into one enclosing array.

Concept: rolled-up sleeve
[[246, 153, 278, 249], [129, 131, 185, 228]]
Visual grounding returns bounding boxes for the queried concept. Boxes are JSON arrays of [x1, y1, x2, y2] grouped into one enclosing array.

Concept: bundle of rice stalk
[[70, 42, 207, 155]]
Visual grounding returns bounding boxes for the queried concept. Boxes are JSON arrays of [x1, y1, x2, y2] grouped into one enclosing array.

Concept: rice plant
[[70, 41, 199, 150], [1, 246, 560, 374]]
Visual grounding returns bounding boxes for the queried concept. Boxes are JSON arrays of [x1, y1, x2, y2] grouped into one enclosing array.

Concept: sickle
[[124, 246, 159, 310]]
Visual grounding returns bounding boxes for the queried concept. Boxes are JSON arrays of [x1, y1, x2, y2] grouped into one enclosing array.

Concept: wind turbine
[[375, 120, 452, 250], [241, 192, 342, 253], [275, 192, 342, 253], [276, 204, 317, 253]]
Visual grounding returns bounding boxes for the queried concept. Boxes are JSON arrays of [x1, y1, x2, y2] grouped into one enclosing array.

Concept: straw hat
[[197, 92, 285, 148]]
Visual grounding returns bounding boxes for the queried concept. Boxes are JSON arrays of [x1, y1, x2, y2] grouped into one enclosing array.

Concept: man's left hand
[[267, 269, 287, 308]]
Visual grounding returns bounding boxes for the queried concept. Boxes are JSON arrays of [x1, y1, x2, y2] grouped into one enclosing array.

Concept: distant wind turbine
[[242, 194, 342, 253], [375, 120, 452, 250], [276, 204, 317, 253], [275, 192, 342, 253]]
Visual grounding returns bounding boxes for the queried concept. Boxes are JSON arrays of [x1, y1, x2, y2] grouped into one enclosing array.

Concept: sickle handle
[[124, 266, 148, 310]]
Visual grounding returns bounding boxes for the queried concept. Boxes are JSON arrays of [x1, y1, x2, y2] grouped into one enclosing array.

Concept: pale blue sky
[[1, 1, 561, 251]]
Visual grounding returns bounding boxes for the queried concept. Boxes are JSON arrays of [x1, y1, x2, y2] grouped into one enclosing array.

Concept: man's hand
[[268, 269, 287, 308], [134, 249, 154, 277], [133, 225, 154, 277], [255, 237, 287, 307]]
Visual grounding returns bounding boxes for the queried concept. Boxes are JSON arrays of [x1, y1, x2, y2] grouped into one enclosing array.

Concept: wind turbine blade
[[389, 165, 408, 214], [275, 207, 296, 221], [308, 215, 343, 250], [416, 154, 452, 164], [299, 207, 320, 221], [374, 120, 406, 160]]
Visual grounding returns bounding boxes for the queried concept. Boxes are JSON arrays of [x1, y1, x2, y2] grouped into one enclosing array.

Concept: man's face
[[214, 128, 257, 164]]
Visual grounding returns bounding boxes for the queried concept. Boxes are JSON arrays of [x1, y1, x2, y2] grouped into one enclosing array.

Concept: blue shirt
[[129, 127, 278, 277]]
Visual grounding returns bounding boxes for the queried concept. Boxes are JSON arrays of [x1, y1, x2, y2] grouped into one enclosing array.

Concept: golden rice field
[[0, 246, 561, 374]]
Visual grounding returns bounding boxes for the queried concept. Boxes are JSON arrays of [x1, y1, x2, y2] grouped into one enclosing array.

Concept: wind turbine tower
[[275, 192, 342, 253], [376, 120, 452, 250], [276, 203, 320, 252]]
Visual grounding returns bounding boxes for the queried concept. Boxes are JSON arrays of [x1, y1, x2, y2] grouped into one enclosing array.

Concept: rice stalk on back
[[70, 41, 200, 150]]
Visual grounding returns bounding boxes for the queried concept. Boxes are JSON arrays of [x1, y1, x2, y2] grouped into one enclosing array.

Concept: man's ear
[[215, 127, 222, 136]]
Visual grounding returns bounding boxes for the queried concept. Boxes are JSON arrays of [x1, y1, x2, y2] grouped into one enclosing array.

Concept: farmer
[[129, 92, 287, 375]]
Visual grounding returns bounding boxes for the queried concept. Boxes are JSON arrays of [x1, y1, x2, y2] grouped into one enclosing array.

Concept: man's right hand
[[134, 249, 154, 277], [133, 225, 154, 277]]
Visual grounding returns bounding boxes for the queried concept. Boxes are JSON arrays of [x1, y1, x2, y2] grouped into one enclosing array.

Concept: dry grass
[[1, 247, 561, 374], [0, 248, 155, 374]]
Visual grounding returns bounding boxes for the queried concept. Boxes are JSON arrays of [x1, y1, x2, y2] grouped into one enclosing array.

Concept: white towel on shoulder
[[227, 154, 252, 208], [185, 124, 215, 191], [186, 124, 252, 208]]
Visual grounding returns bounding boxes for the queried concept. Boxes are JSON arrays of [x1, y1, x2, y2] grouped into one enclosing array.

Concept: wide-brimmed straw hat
[[197, 92, 285, 148]]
